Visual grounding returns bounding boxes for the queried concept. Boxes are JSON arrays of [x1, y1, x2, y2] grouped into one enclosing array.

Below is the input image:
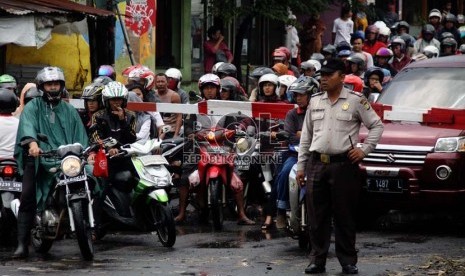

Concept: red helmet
[[277, 46, 291, 61], [272, 49, 287, 62], [343, 75, 363, 93], [128, 66, 156, 90]]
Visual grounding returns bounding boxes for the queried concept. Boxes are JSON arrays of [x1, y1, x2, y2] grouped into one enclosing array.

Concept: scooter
[[27, 134, 112, 260], [101, 136, 176, 247], [287, 144, 310, 250], [0, 158, 22, 244]]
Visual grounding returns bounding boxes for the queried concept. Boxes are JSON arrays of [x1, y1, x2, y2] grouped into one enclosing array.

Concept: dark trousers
[[18, 156, 37, 213], [305, 157, 361, 267]]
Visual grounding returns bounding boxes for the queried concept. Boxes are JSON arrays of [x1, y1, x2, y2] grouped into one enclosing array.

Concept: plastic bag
[[93, 146, 108, 178]]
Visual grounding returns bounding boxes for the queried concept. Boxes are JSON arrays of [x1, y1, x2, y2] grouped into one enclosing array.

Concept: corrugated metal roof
[[0, 0, 114, 17]]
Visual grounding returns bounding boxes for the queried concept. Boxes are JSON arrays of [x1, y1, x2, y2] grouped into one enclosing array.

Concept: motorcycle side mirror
[[276, 131, 290, 141], [368, 93, 380, 103]]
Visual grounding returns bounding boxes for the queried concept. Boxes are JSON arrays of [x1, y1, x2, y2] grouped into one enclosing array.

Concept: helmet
[[411, 53, 428, 62], [219, 78, 237, 100], [258, 73, 279, 96], [397, 21, 410, 32], [122, 64, 146, 77], [440, 32, 455, 41], [128, 67, 156, 90], [336, 41, 351, 52], [0, 74, 17, 95], [102, 81, 129, 108], [287, 76, 319, 95], [458, 14, 465, 24], [346, 53, 366, 70], [423, 45, 440, 58], [97, 65, 116, 80], [422, 24, 435, 36], [250, 66, 274, 80], [81, 83, 105, 110], [216, 63, 237, 78], [364, 67, 384, 86], [374, 21, 387, 29], [310, 53, 325, 64], [165, 68, 182, 81], [93, 76, 113, 85], [211, 62, 224, 74], [380, 68, 392, 85], [379, 26, 391, 37], [460, 44, 465, 54], [272, 63, 288, 75], [429, 9, 442, 20], [399, 34, 414, 47], [365, 25, 379, 38], [23, 86, 42, 106], [343, 75, 363, 92], [441, 37, 458, 50], [0, 88, 19, 114], [351, 30, 365, 40], [337, 49, 352, 57], [444, 13, 457, 24], [277, 46, 291, 61], [375, 47, 393, 58], [322, 44, 337, 57], [390, 37, 406, 51], [272, 49, 287, 62], [278, 75, 297, 89], [36, 66, 66, 103], [198, 73, 221, 96], [301, 60, 321, 72]]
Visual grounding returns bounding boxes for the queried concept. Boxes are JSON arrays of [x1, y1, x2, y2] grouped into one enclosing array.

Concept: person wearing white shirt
[[0, 89, 19, 159], [332, 5, 354, 46]]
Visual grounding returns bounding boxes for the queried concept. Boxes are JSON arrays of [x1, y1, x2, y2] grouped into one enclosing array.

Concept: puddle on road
[[197, 240, 242, 248]]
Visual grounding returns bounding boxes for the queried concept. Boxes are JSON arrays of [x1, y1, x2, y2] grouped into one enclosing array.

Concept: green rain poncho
[[14, 98, 89, 210]]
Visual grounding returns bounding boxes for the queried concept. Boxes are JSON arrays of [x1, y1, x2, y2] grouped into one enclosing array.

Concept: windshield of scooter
[[377, 67, 465, 109]]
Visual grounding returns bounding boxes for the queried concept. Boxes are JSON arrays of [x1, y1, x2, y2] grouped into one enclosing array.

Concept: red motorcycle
[[191, 127, 242, 230]]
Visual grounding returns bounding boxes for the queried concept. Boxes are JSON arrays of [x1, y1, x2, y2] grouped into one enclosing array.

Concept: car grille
[[362, 144, 434, 165]]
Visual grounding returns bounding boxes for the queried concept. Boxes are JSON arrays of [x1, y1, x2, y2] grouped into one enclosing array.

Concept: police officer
[[296, 58, 383, 274]]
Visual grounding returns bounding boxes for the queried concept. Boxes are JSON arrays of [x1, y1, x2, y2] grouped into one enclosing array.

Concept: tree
[[207, 0, 340, 83]]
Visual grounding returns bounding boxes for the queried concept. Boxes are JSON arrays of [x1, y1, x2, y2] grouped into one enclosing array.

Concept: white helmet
[[374, 21, 387, 30], [423, 45, 440, 58], [379, 26, 391, 37], [211, 62, 224, 74], [102, 81, 129, 108], [278, 75, 297, 88], [165, 68, 182, 81], [258, 73, 279, 96], [306, 59, 322, 72]]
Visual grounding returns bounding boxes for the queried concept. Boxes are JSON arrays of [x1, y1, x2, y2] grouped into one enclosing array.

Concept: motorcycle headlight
[[236, 138, 249, 153], [434, 137, 465, 152], [206, 131, 216, 142], [61, 156, 82, 177]]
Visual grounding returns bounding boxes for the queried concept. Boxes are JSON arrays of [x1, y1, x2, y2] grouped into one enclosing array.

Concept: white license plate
[[58, 174, 87, 185], [366, 178, 403, 193], [234, 158, 250, 170], [0, 181, 22, 192]]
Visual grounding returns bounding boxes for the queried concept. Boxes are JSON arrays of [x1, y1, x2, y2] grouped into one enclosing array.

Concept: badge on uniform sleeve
[[342, 102, 349, 111], [360, 99, 370, 110]]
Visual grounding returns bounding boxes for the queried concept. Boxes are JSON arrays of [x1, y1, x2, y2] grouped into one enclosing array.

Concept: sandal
[[237, 217, 256, 225], [261, 222, 274, 230]]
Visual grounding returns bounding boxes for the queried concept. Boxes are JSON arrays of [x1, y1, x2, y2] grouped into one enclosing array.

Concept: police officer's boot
[[12, 211, 35, 258]]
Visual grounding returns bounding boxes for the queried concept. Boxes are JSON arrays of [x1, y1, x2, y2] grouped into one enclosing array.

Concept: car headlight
[[236, 138, 249, 153], [61, 156, 82, 177], [434, 137, 465, 152]]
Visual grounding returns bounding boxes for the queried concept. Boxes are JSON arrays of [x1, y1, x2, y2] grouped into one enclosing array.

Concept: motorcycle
[[26, 134, 113, 261], [100, 137, 176, 247], [287, 144, 310, 250], [0, 158, 22, 243]]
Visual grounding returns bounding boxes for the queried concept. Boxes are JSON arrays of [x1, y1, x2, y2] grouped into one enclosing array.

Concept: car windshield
[[377, 67, 465, 109]]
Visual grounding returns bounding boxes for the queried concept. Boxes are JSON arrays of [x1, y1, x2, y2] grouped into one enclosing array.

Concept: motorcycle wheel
[[70, 200, 94, 261], [209, 179, 223, 231], [150, 203, 176, 247], [31, 215, 54, 254]]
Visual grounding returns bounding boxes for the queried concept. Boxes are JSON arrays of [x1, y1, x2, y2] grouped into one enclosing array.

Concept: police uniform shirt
[[297, 87, 383, 171]]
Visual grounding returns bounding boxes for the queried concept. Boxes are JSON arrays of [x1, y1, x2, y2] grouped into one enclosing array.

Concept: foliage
[[207, 0, 340, 25]]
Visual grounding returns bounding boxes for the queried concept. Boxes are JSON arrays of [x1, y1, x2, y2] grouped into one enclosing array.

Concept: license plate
[[0, 181, 22, 192], [234, 157, 250, 170], [366, 178, 403, 193], [58, 174, 87, 185]]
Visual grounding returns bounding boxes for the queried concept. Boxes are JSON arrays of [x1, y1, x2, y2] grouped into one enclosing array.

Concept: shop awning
[[0, 0, 114, 17]]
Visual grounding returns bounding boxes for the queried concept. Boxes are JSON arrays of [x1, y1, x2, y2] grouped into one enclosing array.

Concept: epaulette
[[311, 91, 324, 97], [349, 90, 363, 97]]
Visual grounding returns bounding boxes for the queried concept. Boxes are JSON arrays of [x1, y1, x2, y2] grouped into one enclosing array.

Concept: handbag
[[93, 146, 108, 178]]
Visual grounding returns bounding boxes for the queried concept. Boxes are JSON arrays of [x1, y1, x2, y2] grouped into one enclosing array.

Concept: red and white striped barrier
[[69, 99, 296, 119]]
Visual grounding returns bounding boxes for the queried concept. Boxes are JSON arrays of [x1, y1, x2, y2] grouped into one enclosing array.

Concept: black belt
[[312, 151, 349, 164]]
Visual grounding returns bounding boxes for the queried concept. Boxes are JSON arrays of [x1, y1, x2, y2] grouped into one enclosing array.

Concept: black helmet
[[399, 34, 414, 47], [364, 67, 384, 86], [444, 13, 457, 24], [0, 88, 19, 114], [310, 53, 325, 64], [397, 21, 410, 33], [36, 66, 66, 104], [321, 44, 337, 57], [422, 24, 435, 36], [220, 78, 237, 100], [336, 41, 351, 52], [81, 83, 105, 110], [250, 66, 274, 80], [441, 37, 458, 51], [92, 75, 113, 85], [346, 53, 366, 70], [287, 76, 319, 96], [23, 86, 42, 106], [440, 31, 455, 42], [216, 63, 237, 78]]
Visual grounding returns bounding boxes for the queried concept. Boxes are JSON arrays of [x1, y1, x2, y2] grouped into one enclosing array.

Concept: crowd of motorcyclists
[[0, 6, 463, 273]]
